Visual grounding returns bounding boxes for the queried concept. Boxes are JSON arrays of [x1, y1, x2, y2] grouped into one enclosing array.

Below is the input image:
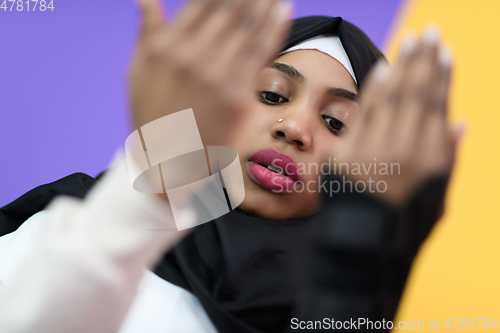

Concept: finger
[[424, 44, 453, 157], [441, 122, 467, 182], [433, 45, 453, 117], [237, 1, 292, 79], [204, 0, 290, 112], [418, 111, 447, 178], [364, 35, 419, 144], [452, 121, 467, 145], [355, 59, 392, 143], [360, 59, 393, 125], [397, 27, 440, 151], [345, 61, 391, 150], [204, 0, 291, 114], [223, 0, 269, 41], [359, 59, 392, 119], [402, 26, 440, 117], [137, 0, 166, 40], [418, 109, 464, 182], [386, 33, 420, 110], [180, 0, 253, 68], [196, 0, 258, 50], [410, 26, 441, 108], [171, 0, 224, 35], [449, 121, 467, 161], [239, 0, 280, 48]]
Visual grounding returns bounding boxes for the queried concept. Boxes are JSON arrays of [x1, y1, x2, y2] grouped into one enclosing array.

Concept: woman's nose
[[271, 113, 312, 151]]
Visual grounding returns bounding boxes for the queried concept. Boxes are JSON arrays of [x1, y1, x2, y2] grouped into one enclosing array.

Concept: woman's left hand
[[333, 28, 465, 207]]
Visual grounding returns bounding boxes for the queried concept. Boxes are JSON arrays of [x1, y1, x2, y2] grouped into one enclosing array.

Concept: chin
[[236, 190, 319, 221], [235, 170, 320, 220]]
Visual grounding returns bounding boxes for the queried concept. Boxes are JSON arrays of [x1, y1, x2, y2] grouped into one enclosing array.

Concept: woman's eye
[[323, 116, 347, 136], [259, 91, 289, 105]]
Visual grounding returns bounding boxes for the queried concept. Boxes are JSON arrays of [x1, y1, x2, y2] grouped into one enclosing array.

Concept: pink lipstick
[[248, 149, 299, 192]]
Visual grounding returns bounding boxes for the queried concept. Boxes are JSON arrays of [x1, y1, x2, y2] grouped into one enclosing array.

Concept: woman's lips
[[247, 149, 299, 192]]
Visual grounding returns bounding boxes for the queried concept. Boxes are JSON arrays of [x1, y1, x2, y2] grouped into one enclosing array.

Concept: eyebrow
[[270, 62, 304, 82], [326, 87, 358, 102], [270, 62, 358, 102]]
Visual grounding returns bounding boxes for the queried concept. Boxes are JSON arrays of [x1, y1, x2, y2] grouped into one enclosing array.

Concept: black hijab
[[0, 16, 385, 333], [153, 19, 385, 331], [284, 16, 385, 89]]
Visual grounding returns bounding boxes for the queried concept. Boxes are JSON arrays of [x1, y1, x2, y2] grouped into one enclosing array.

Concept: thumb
[[447, 121, 467, 171], [136, 0, 166, 40], [452, 121, 468, 147]]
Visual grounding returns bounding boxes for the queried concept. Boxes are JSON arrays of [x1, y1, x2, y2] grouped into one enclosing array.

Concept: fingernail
[[400, 33, 418, 56], [424, 24, 440, 46], [438, 46, 453, 68], [373, 60, 391, 82], [273, 1, 293, 21]]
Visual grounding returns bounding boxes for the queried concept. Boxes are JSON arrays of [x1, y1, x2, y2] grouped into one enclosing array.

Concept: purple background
[[0, 0, 403, 206]]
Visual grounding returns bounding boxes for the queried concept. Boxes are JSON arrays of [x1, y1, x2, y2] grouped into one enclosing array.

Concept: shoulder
[[0, 210, 50, 284], [0, 172, 98, 237], [120, 271, 217, 333], [0, 171, 98, 283]]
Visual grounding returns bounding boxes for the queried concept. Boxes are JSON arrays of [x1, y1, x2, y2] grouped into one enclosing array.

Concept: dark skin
[[0, 0, 464, 290], [130, 0, 463, 222], [233, 49, 360, 220]]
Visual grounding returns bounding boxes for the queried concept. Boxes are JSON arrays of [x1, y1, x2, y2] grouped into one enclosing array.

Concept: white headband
[[279, 35, 357, 84]]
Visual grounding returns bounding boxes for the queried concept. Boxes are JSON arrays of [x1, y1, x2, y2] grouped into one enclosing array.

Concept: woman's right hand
[[129, 0, 292, 147]]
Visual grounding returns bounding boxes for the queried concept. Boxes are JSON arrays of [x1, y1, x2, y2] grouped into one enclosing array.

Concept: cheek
[[232, 107, 274, 154], [240, 105, 275, 135], [301, 136, 342, 178], [343, 103, 361, 125], [294, 186, 322, 216]]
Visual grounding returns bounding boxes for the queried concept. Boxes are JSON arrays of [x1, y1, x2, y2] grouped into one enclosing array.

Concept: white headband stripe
[[279, 35, 357, 84]]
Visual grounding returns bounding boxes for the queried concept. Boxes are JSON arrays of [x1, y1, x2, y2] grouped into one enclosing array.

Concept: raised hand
[[129, 0, 292, 147], [334, 27, 465, 206]]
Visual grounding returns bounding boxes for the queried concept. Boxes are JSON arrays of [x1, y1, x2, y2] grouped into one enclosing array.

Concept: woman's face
[[233, 49, 360, 220]]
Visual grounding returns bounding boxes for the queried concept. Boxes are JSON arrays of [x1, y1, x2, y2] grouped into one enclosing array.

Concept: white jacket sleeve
[[0, 153, 194, 333]]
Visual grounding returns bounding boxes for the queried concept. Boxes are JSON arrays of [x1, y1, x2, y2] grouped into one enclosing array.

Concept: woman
[[0, 0, 461, 332]]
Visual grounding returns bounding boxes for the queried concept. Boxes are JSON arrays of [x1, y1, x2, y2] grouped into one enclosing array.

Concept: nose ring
[[278, 118, 283, 122]]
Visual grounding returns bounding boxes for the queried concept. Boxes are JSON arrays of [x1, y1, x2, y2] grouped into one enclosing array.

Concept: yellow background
[[385, 0, 500, 329]]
